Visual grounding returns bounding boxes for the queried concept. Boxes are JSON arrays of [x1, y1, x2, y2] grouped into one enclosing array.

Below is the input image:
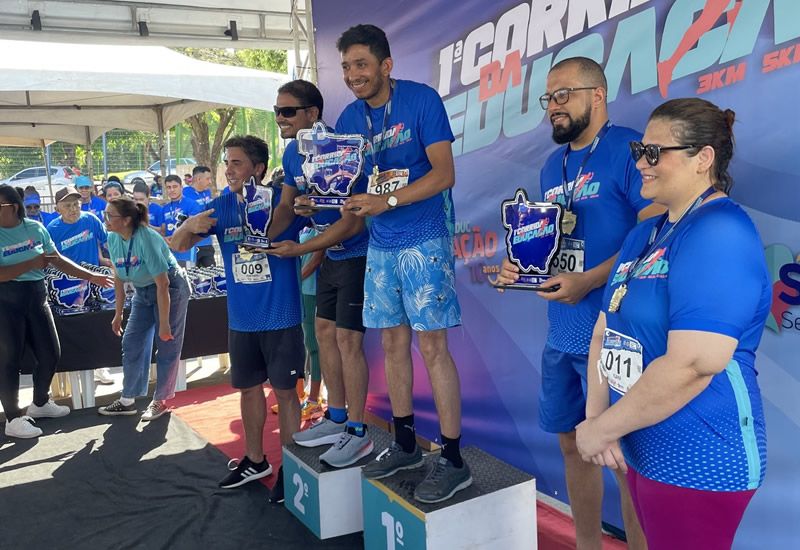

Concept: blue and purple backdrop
[[311, 1, 800, 547]]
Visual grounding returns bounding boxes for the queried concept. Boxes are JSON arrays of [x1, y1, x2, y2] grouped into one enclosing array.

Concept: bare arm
[[0, 254, 47, 282], [46, 250, 113, 287], [268, 213, 365, 258], [343, 140, 455, 216], [153, 271, 173, 341], [170, 209, 215, 252], [301, 250, 325, 280]]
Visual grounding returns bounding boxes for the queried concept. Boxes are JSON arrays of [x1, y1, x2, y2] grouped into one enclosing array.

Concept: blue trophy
[[45, 267, 92, 315], [297, 121, 366, 209], [241, 175, 274, 249], [493, 188, 563, 291]]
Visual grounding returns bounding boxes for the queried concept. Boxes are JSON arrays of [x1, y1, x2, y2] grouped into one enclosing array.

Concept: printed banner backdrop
[[311, 1, 800, 546]]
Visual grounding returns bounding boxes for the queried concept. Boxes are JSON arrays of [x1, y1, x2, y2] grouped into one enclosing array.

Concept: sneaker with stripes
[[218, 455, 272, 489]]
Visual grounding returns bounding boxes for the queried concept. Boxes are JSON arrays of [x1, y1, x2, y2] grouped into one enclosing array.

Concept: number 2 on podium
[[292, 472, 308, 514]]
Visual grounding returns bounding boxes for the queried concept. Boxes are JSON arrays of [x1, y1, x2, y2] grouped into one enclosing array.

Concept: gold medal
[[237, 245, 253, 261], [608, 284, 627, 313], [562, 209, 577, 235]]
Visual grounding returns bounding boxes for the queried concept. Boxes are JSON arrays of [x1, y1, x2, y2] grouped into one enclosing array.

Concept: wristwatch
[[386, 195, 399, 209]]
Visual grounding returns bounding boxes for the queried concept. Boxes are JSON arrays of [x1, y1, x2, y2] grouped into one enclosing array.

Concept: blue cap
[[74, 175, 93, 188], [23, 194, 41, 206]]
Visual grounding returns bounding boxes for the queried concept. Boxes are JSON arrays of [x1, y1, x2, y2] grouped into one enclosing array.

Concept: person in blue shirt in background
[[97, 195, 190, 422], [161, 175, 199, 267], [171, 135, 305, 504], [132, 181, 164, 235], [334, 24, 468, 504], [22, 188, 57, 226], [182, 166, 215, 267], [576, 98, 770, 550], [75, 175, 106, 219]]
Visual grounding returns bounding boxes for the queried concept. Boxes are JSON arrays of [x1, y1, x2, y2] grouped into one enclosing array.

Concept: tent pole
[[304, 0, 318, 83], [102, 132, 108, 178], [157, 107, 166, 180], [85, 126, 95, 185], [43, 139, 54, 203]]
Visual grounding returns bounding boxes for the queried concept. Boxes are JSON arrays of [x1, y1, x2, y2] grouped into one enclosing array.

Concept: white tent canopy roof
[[0, 39, 289, 146]]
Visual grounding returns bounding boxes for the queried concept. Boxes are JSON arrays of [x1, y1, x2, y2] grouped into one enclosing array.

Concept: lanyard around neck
[[365, 79, 394, 172], [561, 121, 611, 211], [124, 232, 135, 277], [621, 187, 716, 286]]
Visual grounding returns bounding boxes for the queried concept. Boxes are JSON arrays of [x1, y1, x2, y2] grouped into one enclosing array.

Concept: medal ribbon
[[365, 79, 394, 173], [561, 121, 612, 211], [123, 233, 135, 277], [619, 186, 716, 287]]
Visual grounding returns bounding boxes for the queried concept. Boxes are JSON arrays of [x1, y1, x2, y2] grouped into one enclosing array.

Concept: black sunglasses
[[273, 105, 312, 118], [629, 141, 697, 166]]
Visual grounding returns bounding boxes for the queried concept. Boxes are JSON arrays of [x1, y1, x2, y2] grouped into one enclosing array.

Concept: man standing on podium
[[335, 24, 470, 504]]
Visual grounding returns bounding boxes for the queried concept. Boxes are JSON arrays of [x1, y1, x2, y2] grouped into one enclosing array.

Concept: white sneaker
[[27, 399, 70, 419], [94, 368, 114, 385], [5, 416, 43, 439]]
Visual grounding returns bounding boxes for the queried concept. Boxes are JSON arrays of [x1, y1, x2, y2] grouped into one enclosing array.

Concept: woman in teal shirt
[[0, 185, 112, 439], [98, 196, 190, 421]]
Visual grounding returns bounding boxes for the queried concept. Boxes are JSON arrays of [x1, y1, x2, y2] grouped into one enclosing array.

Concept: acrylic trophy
[[296, 121, 366, 209], [241, 175, 274, 249], [493, 188, 563, 291]]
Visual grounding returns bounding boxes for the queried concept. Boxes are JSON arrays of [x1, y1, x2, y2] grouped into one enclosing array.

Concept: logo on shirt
[[224, 226, 243, 243], [611, 248, 669, 285], [543, 173, 600, 205], [60, 230, 92, 250], [113, 255, 141, 270], [366, 122, 412, 155], [2, 239, 40, 257]]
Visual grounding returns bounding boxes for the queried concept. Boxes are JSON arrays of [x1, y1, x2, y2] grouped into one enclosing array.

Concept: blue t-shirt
[[539, 124, 650, 355], [0, 219, 56, 282], [183, 186, 213, 247], [30, 211, 57, 226], [335, 79, 456, 250], [162, 196, 201, 262], [148, 202, 164, 230], [299, 226, 318, 296], [204, 190, 304, 332], [46, 212, 107, 266], [81, 196, 107, 220], [282, 138, 369, 260], [603, 198, 769, 491], [108, 225, 178, 287]]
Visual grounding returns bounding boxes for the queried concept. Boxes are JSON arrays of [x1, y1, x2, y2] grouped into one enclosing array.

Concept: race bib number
[[551, 238, 585, 274], [598, 328, 643, 395], [232, 253, 272, 284], [368, 169, 409, 196]]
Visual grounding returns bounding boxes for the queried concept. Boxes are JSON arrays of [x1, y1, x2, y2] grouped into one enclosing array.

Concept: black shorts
[[316, 255, 366, 332], [228, 325, 304, 390], [196, 245, 216, 267]]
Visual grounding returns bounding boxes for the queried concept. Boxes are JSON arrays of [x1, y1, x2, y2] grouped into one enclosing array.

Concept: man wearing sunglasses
[[498, 57, 662, 549], [267, 80, 373, 470]]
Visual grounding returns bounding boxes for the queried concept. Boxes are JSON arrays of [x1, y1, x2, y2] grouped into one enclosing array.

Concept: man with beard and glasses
[[497, 57, 662, 550]]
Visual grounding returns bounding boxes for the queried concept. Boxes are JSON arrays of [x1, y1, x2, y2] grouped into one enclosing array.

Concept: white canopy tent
[[0, 38, 290, 196]]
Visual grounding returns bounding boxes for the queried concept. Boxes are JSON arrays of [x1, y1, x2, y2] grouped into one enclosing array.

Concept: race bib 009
[[232, 253, 272, 284]]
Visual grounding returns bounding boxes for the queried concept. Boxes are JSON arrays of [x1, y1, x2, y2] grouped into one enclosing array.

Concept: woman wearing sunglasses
[[0, 184, 113, 438], [98, 196, 189, 421], [575, 98, 769, 549]]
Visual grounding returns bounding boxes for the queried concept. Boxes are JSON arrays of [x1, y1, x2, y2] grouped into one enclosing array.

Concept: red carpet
[[171, 383, 627, 549]]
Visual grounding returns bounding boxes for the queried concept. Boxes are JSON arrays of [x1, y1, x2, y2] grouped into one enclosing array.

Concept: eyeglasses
[[103, 211, 122, 220], [539, 87, 597, 110], [0, 203, 15, 208], [59, 202, 81, 211], [273, 105, 311, 118], [25, 204, 41, 209], [629, 141, 698, 166]]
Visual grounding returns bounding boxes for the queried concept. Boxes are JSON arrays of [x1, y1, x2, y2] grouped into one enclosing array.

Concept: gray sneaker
[[292, 416, 345, 447], [362, 442, 424, 480], [320, 431, 374, 468], [413, 457, 472, 504], [141, 400, 169, 421]]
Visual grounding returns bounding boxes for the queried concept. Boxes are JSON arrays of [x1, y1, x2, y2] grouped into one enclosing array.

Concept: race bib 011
[[598, 328, 643, 395]]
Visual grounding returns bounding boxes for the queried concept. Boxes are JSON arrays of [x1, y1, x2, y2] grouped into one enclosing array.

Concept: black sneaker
[[268, 466, 284, 504], [219, 456, 272, 489]]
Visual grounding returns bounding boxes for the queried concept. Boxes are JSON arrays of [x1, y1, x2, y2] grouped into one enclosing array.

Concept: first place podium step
[[362, 446, 537, 550]]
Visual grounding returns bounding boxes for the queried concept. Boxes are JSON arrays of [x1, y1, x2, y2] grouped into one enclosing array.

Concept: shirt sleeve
[[668, 206, 767, 339], [34, 220, 57, 253], [142, 228, 171, 277], [419, 86, 455, 148]]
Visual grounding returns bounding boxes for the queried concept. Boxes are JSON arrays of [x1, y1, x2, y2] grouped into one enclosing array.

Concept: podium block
[[282, 427, 392, 539], [362, 446, 537, 550]]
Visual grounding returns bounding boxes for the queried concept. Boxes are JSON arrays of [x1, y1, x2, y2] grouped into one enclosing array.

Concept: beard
[[551, 105, 592, 145]]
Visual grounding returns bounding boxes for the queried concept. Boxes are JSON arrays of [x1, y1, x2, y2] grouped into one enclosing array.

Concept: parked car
[[0, 166, 74, 199], [122, 157, 196, 187]]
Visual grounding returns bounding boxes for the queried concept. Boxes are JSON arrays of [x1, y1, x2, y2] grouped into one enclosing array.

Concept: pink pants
[[626, 467, 756, 550]]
